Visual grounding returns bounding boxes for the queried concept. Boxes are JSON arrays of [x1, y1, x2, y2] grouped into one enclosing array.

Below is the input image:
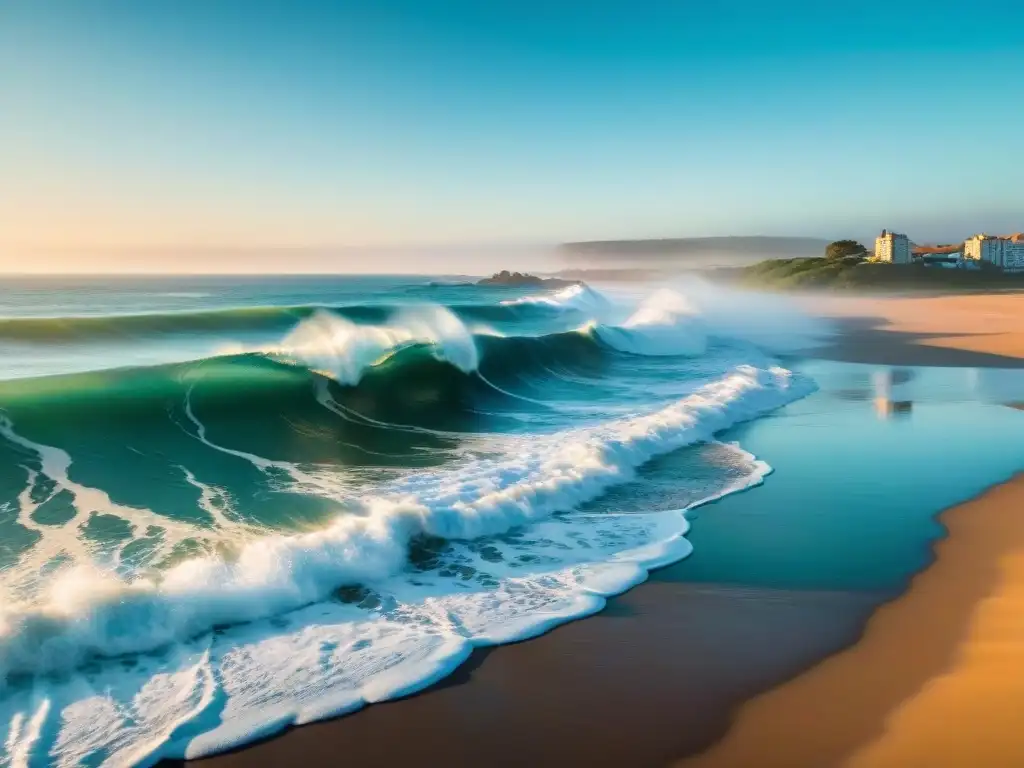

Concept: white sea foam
[[0, 441, 775, 766], [0, 415, 193, 582], [0, 365, 811, 687]]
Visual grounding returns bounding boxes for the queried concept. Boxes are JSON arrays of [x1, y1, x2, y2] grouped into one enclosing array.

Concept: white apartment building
[[875, 230, 912, 264], [1007, 236, 1024, 271], [964, 234, 1024, 271]]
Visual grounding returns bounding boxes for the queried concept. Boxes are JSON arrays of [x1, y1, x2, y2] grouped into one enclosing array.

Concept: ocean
[[0, 274, 822, 765]]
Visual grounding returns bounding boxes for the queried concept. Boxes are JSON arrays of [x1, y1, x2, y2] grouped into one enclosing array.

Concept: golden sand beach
[[805, 292, 1024, 367], [683, 292, 1024, 768], [681, 474, 1024, 768]]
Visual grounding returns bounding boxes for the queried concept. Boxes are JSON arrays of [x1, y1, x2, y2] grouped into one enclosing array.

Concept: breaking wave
[[0, 365, 812, 680], [273, 306, 480, 386], [499, 283, 608, 313], [0, 292, 599, 346], [591, 289, 708, 357], [0, 279, 827, 765]]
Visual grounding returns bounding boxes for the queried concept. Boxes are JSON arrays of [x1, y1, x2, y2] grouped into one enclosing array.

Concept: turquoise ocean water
[[0, 275, 1021, 766], [678, 361, 1024, 592]]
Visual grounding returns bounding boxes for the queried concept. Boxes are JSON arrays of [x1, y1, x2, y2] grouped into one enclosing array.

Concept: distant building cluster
[[873, 230, 1024, 271], [964, 234, 1024, 271], [874, 230, 912, 264]]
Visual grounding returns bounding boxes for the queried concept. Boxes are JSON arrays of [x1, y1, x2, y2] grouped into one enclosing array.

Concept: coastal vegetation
[[721, 257, 1024, 291], [824, 239, 868, 260], [706, 237, 1024, 291]]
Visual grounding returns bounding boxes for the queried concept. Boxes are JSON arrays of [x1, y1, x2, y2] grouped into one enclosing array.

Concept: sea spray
[[592, 288, 708, 357], [276, 306, 480, 385], [0, 277, 829, 766]]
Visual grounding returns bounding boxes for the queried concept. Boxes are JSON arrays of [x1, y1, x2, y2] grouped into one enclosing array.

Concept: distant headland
[[560, 236, 831, 260]]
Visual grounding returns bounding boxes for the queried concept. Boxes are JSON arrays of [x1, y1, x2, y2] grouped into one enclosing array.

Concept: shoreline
[[186, 469, 1024, 768], [682, 292, 1024, 767], [680, 472, 1024, 768], [181, 582, 883, 768], [180, 292, 1024, 768], [176, 457, 886, 768]]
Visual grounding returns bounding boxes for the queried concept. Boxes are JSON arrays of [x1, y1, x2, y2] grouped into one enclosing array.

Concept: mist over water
[[0, 274, 823, 765]]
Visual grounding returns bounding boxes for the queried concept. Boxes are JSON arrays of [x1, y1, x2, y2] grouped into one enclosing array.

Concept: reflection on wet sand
[[873, 369, 913, 419], [874, 398, 913, 419]]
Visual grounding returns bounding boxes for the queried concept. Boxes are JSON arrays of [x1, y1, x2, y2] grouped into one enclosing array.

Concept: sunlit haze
[[6, 4, 1024, 764], [3, 0, 1023, 272]]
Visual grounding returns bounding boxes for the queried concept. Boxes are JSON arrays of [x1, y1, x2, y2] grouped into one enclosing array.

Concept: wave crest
[[592, 289, 707, 357], [274, 306, 479, 386], [500, 283, 608, 313]]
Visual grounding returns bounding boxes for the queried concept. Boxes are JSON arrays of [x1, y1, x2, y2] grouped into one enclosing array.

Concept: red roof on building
[[912, 244, 960, 255]]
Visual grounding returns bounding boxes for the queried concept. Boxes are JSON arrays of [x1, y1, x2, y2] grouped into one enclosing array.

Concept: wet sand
[[181, 580, 880, 768], [681, 475, 1024, 768], [803, 293, 1024, 367], [676, 294, 1024, 767], [181, 292, 1024, 768], [181, 456, 902, 768]]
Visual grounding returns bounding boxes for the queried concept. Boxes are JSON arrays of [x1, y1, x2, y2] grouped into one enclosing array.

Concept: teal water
[[0, 275, 817, 766], [673, 361, 1024, 592], [1, 275, 1022, 767]]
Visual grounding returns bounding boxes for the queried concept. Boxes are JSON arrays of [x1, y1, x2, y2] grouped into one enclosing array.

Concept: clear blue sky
[[2, 0, 1023, 268]]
